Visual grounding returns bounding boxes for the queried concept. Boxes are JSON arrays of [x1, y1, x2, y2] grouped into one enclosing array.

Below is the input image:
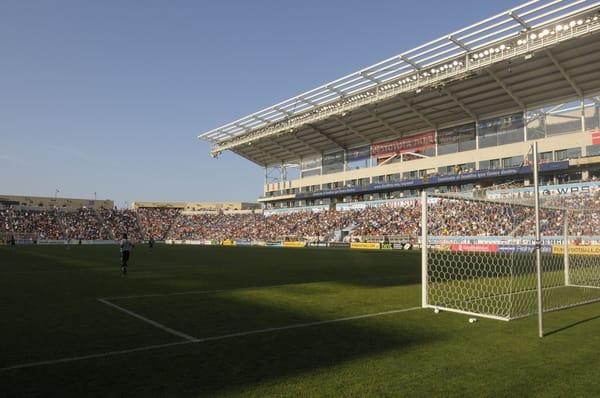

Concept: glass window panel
[[587, 145, 600, 157]]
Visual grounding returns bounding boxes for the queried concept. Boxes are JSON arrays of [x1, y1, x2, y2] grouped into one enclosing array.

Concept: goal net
[[421, 191, 600, 321]]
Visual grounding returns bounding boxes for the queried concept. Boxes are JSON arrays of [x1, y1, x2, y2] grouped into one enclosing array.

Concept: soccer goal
[[421, 189, 600, 336]]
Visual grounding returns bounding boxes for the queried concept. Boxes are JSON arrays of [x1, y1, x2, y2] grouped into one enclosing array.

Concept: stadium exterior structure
[[199, 0, 600, 210], [131, 201, 261, 213], [0, 194, 114, 210]]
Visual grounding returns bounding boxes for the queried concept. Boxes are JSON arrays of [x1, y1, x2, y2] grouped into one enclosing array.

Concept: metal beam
[[364, 108, 402, 135], [289, 133, 323, 154], [273, 106, 294, 116], [327, 85, 345, 96], [298, 96, 318, 107], [441, 88, 478, 120], [333, 117, 372, 142], [448, 35, 470, 51], [544, 49, 584, 98], [243, 147, 281, 166], [509, 11, 530, 29], [487, 69, 526, 109], [251, 142, 285, 164], [252, 115, 271, 124], [399, 55, 420, 70], [361, 72, 381, 84], [270, 138, 305, 159], [234, 122, 251, 132], [306, 124, 346, 150], [397, 97, 437, 129]]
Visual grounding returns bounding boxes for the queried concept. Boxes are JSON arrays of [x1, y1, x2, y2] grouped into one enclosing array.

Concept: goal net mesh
[[423, 192, 600, 320]]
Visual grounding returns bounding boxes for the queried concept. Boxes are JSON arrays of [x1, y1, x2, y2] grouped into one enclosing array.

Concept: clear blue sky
[[0, 0, 523, 206]]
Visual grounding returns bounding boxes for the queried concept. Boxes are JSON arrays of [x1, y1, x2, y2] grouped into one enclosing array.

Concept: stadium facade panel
[[198, 0, 600, 209]]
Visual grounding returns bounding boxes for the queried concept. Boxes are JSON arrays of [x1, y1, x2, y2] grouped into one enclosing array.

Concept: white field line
[[0, 341, 194, 372], [97, 298, 197, 342], [104, 275, 405, 301], [0, 306, 422, 372], [192, 306, 422, 343]]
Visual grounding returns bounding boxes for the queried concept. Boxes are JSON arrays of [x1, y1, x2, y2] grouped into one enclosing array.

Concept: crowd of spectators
[[167, 211, 354, 242], [9, 209, 65, 240], [98, 208, 144, 241], [62, 208, 110, 240], [2, 191, 600, 243], [137, 208, 180, 240]]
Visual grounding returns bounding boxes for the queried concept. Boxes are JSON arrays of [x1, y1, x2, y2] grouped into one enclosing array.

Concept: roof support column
[[523, 108, 528, 141], [581, 99, 586, 132]]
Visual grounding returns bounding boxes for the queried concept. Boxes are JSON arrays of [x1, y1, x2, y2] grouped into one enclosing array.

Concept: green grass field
[[1, 244, 600, 397]]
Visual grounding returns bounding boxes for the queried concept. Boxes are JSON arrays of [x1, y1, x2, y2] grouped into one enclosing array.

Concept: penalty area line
[[97, 298, 197, 342], [0, 306, 422, 372], [192, 306, 422, 343]]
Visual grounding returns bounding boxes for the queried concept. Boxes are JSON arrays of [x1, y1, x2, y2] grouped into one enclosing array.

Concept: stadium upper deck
[[199, 0, 600, 208]]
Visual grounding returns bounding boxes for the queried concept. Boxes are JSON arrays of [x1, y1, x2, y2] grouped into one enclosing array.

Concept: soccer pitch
[[1, 245, 600, 396]]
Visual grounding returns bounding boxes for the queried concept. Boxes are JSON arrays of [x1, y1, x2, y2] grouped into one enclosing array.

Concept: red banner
[[371, 131, 435, 159], [592, 130, 600, 145], [450, 244, 499, 253]]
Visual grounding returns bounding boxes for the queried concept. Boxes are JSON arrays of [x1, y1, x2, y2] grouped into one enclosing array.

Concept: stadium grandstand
[[198, 0, 600, 212], [4, 0, 600, 247]]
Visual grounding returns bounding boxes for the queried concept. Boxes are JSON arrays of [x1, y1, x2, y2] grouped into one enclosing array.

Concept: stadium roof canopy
[[198, 0, 600, 167]]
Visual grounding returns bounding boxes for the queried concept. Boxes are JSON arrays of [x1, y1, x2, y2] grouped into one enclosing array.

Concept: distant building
[[131, 201, 260, 213], [0, 194, 114, 210]]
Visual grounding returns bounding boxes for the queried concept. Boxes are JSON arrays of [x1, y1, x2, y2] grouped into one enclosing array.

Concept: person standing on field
[[120, 233, 134, 275]]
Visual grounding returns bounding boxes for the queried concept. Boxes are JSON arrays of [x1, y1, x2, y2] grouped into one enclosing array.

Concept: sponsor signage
[[222, 239, 235, 246], [592, 130, 600, 145], [350, 242, 381, 250], [329, 242, 350, 248], [450, 244, 499, 253], [488, 181, 600, 199], [264, 205, 328, 216], [392, 242, 413, 250], [371, 131, 435, 159], [552, 245, 600, 256], [283, 241, 306, 248], [381, 243, 393, 250], [235, 239, 252, 246], [498, 245, 551, 254], [266, 241, 283, 247]]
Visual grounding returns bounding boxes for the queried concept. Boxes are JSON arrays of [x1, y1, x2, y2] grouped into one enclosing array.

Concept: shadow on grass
[[3, 295, 439, 397], [1, 245, 432, 396], [544, 313, 600, 336]]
